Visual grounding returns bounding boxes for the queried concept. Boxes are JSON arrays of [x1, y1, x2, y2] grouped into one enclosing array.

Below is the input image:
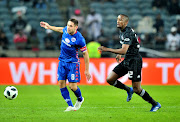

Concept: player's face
[[67, 21, 77, 35], [117, 15, 124, 28]]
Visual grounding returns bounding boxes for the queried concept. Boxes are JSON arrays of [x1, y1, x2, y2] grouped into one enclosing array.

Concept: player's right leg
[[132, 82, 161, 112], [59, 80, 75, 112], [57, 61, 75, 112]]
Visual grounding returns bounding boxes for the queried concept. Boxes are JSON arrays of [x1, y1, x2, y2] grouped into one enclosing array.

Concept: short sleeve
[[63, 26, 67, 33], [78, 36, 87, 52]]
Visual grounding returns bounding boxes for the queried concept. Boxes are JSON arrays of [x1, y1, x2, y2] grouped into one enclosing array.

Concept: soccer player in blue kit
[[40, 19, 91, 112]]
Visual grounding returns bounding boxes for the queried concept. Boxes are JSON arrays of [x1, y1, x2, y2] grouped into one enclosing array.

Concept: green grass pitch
[[0, 85, 179, 122]]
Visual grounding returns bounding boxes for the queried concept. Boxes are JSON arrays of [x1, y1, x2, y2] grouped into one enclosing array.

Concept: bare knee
[[59, 80, 66, 88], [106, 71, 119, 85], [69, 85, 77, 91], [133, 86, 142, 94], [132, 82, 142, 94], [106, 77, 115, 85], [69, 83, 78, 91]]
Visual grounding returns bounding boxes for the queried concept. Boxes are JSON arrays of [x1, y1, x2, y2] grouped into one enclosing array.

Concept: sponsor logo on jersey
[[65, 38, 70, 43], [71, 37, 76, 42], [124, 38, 130, 41], [62, 39, 71, 47]]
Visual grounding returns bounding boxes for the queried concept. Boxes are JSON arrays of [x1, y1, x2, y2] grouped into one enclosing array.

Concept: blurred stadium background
[[0, 0, 179, 58]]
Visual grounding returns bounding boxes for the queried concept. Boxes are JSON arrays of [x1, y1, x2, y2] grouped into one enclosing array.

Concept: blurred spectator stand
[[43, 29, 56, 50], [166, 27, 180, 51], [13, 30, 27, 50]]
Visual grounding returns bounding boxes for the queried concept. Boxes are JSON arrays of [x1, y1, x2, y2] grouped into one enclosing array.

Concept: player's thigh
[[112, 62, 128, 79], [128, 58, 142, 82], [57, 61, 67, 81], [67, 63, 80, 83], [107, 71, 119, 82]]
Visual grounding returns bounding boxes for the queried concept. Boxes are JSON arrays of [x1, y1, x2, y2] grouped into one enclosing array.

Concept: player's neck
[[69, 30, 77, 35], [121, 25, 127, 31]]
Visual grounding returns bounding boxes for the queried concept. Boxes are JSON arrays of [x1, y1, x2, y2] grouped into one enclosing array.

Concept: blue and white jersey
[[58, 26, 87, 63]]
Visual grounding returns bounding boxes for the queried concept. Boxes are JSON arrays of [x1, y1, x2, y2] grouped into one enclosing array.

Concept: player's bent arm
[[82, 51, 90, 72], [82, 51, 91, 81], [99, 44, 129, 55], [108, 44, 129, 55]]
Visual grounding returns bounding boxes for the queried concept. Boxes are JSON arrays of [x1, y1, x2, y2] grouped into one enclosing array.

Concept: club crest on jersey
[[65, 38, 70, 43], [71, 37, 76, 42]]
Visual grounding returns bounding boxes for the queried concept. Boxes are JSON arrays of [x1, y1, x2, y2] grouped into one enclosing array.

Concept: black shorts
[[113, 57, 142, 82]]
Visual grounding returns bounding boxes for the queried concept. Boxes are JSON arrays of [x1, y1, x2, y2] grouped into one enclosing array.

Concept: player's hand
[[98, 46, 108, 52], [84, 70, 91, 81], [116, 54, 122, 63], [40, 21, 50, 29]]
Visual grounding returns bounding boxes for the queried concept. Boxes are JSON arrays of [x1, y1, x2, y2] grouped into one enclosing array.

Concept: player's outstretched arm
[[83, 51, 91, 81], [40, 21, 64, 33]]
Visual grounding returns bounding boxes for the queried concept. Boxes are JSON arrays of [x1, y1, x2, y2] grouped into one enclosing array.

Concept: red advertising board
[[0, 58, 180, 85]]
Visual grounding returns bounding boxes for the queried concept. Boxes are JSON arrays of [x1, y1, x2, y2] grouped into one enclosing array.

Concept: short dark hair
[[68, 18, 78, 26], [120, 14, 129, 22]]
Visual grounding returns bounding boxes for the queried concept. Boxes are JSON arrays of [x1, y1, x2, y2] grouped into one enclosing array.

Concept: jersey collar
[[122, 26, 128, 32]]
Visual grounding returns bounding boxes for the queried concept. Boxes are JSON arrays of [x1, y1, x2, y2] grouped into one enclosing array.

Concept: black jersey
[[119, 26, 140, 58]]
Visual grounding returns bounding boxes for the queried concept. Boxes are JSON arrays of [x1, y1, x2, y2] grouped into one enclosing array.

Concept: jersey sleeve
[[123, 32, 132, 45], [78, 36, 87, 52], [63, 26, 67, 33]]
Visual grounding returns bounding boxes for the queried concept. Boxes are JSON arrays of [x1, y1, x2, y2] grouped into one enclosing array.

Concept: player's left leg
[[107, 63, 133, 102], [69, 82, 84, 110], [107, 71, 131, 92], [132, 81, 161, 112], [68, 63, 84, 110]]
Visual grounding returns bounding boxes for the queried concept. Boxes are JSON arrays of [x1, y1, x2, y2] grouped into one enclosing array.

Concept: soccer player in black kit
[[98, 14, 161, 112]]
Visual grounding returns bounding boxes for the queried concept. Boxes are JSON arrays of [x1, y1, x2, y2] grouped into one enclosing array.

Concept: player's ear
[[126, 21, 128, 25], [75, 26, 78, 30]]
